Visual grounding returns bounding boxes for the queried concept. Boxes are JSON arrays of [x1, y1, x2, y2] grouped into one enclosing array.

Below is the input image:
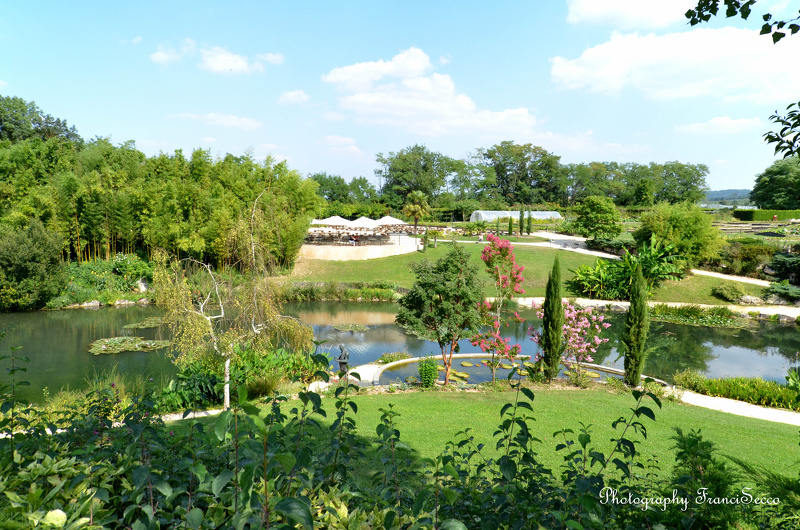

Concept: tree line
[[314, 142, 711, 218]]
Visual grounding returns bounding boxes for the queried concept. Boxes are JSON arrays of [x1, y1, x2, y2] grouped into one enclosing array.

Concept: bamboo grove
[[0, 136, 323, 272]]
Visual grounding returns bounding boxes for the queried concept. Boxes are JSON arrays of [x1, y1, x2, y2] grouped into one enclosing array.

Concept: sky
[[2, 0, 799, 191]]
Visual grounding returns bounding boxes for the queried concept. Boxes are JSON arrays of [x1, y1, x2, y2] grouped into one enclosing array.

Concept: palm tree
[[402, 191, 431, 249]]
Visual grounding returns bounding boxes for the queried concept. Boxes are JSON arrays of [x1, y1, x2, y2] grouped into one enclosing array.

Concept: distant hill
[[706, 189, 751, 201]]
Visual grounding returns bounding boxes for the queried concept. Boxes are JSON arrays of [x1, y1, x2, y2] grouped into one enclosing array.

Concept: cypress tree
[[623, 263, 650, 387], [526, 209, 532, 235], [542, 256, 564, 382], [508, 216, 514, 236], [519, 207, 524, 236], [495, 218, 500, 235]]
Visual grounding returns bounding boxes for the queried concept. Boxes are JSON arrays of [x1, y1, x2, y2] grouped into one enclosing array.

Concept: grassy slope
[[292, 242, 768, 304], [171, 388, 799, 484]]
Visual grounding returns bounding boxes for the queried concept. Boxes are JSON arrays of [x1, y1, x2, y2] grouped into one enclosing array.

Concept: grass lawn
[[169, 386, 799, 486], [653, 273, 767, 305], [290, 242, 598, 297]]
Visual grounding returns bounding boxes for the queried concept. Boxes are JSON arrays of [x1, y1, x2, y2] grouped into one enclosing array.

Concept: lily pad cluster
[[333, 323, 368, 332], [89, 336, 170, 355]]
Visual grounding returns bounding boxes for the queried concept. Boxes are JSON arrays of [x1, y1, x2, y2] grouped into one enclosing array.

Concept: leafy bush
[[573, 196, 623, 239], [634, 202, 725, 266], [155, 364, 221, 412], [673, 370, 800, 411], [650, 304, 742, 327], [417, 357, 438, 387], [377, 351, 411, 364], [0, 220, 67, 311], [712, 282, 746, 302], [767, 281, 800, 302], [768, 252, 800, 283]]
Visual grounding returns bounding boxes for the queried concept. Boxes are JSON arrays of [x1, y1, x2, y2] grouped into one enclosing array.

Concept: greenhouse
[[469, 210, 562, 222]]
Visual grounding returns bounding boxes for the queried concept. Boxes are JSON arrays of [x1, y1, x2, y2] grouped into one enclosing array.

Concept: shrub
[[767, 281, 800, 302], [376, 351, 411, 364], [634, 202, 725, 266], [712, 283, 746, 302], [573, 196, 623, 239], [0, 220, 67, 311], [733, 209, 800, 221], [417, 357, 438, 387], [768, 252, 800, 282], [673, 370, 800, 411]]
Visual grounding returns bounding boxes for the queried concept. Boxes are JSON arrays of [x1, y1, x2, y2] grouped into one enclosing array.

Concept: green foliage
[[711, 282, 746, 302], [573, 196, 623, 239], [734, 207, 800, 221], [0, 219, 67, 311], [650, 304, 742, 327], [711, 238, 777, 276], [623, 264, 650, 387], [768, 252, 800, 282], [417, 357, 438, 388], [155, 363, 222, 412], [569, 238, 682, 300], [749, 158, 800, 209], [396, 245, 483, 385], [541, 256, 564, 382], [767, 281, 800, 302], [634, 202, 725, 266], [376, 351, 411, 364], [673, 370, 800, 411]]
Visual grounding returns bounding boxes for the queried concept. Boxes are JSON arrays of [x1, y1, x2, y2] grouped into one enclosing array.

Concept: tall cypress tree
[[508, 216, 514, 236], [519, 207, 524, 236], [526, 209, 532, 235], [542, 256, 564, 382], [623, 263, 650, 387]]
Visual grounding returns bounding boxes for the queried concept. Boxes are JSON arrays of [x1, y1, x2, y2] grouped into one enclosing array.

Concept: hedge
[[732, 209, 800, 221]]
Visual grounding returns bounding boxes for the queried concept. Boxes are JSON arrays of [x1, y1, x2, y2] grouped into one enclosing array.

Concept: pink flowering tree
[[471, 234, 526, 384], [529, 302, 611, 382]]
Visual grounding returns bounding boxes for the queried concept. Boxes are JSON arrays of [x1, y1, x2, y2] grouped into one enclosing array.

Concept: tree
[[634, 202, 725, 266], [526, 209, 532, 235], [401, 191, 430, 250], [0, 220, 67, 311], [349, 176, 377, 203], [750, 157, 800, 209], [573, 196, 623, 240], [375, 145, 456, 206], [310, 172, 351, 203], [654, 162, 709, 204], [687, 1, 800, 157], [0, 94, 81, 143], [518, 208, 524, 236], [541, 256, 565, 383], [478, 142, 564, 204], [396, 245, 483, 385], [507, 216, 513, 236], [622, 264, 650, 387]]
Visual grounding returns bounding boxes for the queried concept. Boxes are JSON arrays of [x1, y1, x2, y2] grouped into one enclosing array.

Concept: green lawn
[[169, 387, 800, 485], [291, 242, 598, 297], [292, 242, 770, 304]]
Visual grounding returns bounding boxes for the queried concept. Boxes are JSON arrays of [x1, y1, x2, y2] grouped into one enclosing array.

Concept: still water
[[2, 302, 799, 402]]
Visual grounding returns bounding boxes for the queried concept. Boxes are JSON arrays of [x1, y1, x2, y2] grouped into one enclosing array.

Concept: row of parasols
[[310, 215, 408, 229]]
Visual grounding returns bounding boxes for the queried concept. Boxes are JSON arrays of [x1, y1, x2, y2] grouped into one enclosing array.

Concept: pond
[[2, 302, 799, 402]]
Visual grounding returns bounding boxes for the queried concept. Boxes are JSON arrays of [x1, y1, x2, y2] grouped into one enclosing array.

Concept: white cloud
[[321, 135, 362, 156], [199, 46, 263, 74], [150, 46, 182, 65], [323, 48, 538, 137], [278, 90, 309, 103], [132, 36, 142, 45], [438, 55, 451, 65], [676, 116, 764, 134], [199, 137, 218, 143], [550, 27, 800, 102], [566, 0, 694, 29], [169, 112, 262, 131], [323, 47, 433, 92], [257, 52, 284, 65], [0, 80, 8, 89]]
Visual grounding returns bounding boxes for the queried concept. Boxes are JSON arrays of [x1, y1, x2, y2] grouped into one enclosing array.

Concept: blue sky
[[2, 0, 798, 191]]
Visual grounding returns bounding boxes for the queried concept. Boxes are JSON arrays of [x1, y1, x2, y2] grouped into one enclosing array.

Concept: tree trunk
[[224, 357, 231, 410]]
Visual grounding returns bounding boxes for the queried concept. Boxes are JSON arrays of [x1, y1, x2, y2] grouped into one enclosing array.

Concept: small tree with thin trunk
[[396, 245, 483, 385], [541, 256, 565, 382], [401, 190, 430, 250], [623, 263, 650, 387]]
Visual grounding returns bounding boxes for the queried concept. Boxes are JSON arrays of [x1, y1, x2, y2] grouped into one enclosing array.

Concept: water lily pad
[[437, 365, 446, 371], [123, 317, 164, 330], [89, 337, 170, 355], [584, 370, 601, 378], [522, 361, 536, 368], [404, 376, 418, 383], [499, 363, 513, 370], [333, 323, 367, 332], [460, 361, 473, 367], [454, 371, 470, 378]]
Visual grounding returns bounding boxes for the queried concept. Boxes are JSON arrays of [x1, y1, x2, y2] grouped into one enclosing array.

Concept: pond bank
[[506, 297, 800, 323]]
